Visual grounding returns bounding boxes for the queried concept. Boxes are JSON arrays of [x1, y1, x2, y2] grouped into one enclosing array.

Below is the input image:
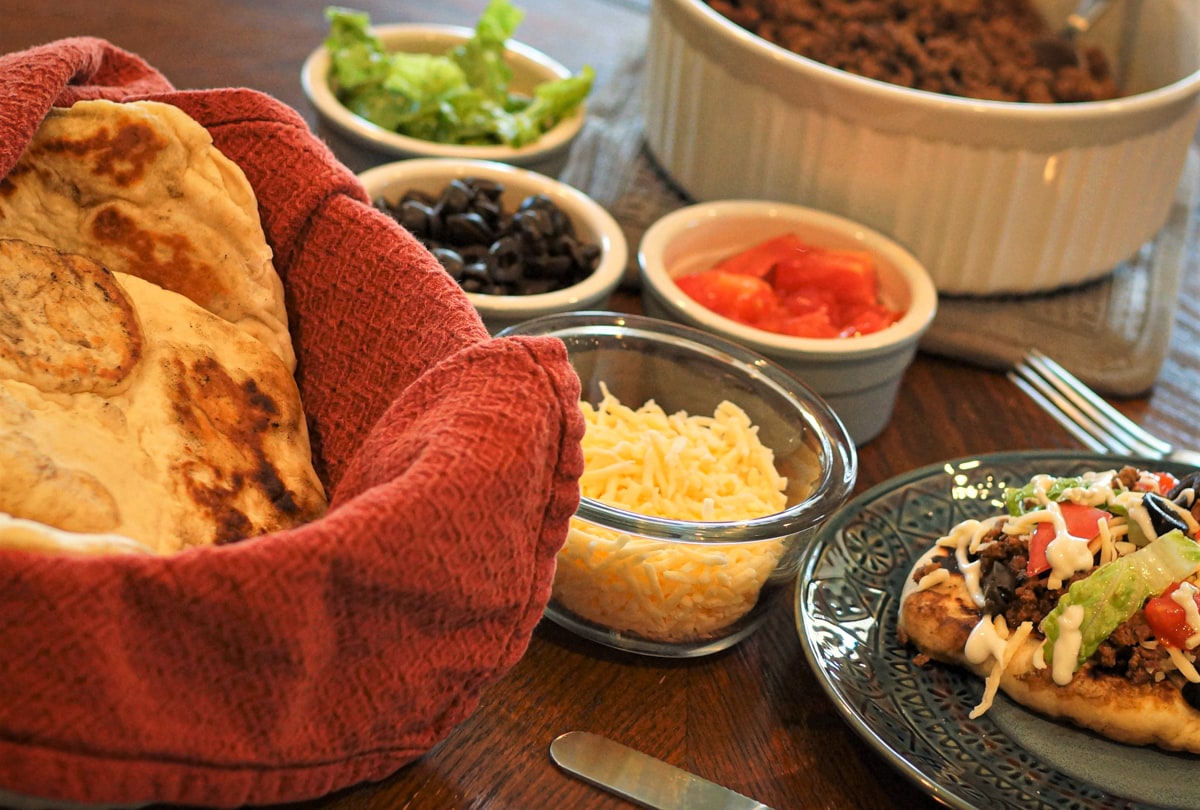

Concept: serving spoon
[[1031, 0, 1115, 70]]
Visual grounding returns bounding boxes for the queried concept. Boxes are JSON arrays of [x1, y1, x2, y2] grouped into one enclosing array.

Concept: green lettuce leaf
[[504, 67, 595, 145], [450, 0, 522, 102], [1003, 472, 1134, 520], [1041, 529, 1200, 671], [323, 1, 591, 146], [1005, 475, 1086, 515]]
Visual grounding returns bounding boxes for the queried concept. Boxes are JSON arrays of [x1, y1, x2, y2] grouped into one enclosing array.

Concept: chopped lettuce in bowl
[[323, 1, 593, 148]]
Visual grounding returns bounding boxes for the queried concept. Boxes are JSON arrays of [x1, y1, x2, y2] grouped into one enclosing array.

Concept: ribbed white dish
[[641, 0, 1200, 295]]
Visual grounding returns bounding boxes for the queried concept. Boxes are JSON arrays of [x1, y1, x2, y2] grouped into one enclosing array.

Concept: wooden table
[[4, 2, 1199, 808]]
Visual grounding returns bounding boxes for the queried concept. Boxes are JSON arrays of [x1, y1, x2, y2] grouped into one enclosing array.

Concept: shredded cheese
[[556, 385, 793, 642], [1166, 647, 1200, 683]]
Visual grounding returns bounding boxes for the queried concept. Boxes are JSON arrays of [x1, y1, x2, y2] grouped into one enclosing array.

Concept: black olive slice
[[1144, 492, 1191, 538]]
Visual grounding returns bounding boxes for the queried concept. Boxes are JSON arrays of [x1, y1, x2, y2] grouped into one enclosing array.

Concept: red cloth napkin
[[0, 37, 584, 808]]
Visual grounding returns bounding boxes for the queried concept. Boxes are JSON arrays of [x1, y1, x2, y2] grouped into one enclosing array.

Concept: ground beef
[[1116, 465, 1141, 490], [705, 0, 1120, 103], [1092, 614, 1169, 685], [978, 531, 1072, 626]]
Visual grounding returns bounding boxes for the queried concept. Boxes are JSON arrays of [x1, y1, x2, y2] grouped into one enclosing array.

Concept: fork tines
[[1007, 350, 1174, 459]]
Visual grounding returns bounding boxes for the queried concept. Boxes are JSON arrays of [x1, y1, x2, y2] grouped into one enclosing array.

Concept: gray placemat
[[558, 38, 1200, 398]]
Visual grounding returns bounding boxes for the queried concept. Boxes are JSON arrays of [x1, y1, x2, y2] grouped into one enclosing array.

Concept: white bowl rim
[[638, 200, 939, 359], [669, 0, 1200, 121], [359, 158, 627, 311], [301, 22, 586, 161]]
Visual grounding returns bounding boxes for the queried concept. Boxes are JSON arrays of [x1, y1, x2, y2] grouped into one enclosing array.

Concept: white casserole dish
[[641, 0, 1200, 294]]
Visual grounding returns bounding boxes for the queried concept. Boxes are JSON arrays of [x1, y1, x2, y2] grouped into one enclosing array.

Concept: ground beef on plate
[[705, 0, 1120, 102], [1093, 614, 1170, 686], [978, 530, 1071, 627]]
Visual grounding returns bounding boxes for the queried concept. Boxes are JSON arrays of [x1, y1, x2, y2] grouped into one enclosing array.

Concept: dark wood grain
[[3, 2, 1198, 808]]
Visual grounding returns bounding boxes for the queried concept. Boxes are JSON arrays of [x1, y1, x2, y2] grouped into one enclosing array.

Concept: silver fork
[[1008, 350, 1200, 467]]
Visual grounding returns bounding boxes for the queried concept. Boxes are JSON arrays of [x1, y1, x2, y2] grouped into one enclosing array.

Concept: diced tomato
[[779, 289, 836, 317], [1144, 582, 1200, 649], [674, 233, 905, 339], [713, 233, 808, 278], [1026, 502, 1110, 577], [1151, 472, 1180, 496], [772, 311, 840, 338], [773, 247, 878, 309], [837, 304, 902, 337], [674, 269, 780, 325]]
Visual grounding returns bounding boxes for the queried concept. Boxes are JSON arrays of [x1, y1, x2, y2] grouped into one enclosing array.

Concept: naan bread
[[0, 99, 294, 371], [0, 239, 326, 554], [899, 545, 1200, 753], [0, 513, 152, 557]]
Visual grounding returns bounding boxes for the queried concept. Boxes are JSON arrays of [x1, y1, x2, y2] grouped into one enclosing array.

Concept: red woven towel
[[0, 37, 584, 808]]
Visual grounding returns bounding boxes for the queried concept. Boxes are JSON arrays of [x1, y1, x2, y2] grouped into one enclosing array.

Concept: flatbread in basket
[[0, 36, 584, 809], [0, 237, 328, 554]]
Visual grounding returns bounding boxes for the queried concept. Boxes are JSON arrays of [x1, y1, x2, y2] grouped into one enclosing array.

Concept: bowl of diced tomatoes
[[638, 200, 937, 444]]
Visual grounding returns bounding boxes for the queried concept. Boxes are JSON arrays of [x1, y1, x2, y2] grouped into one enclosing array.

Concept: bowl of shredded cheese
[[500, 311, 857, 657]]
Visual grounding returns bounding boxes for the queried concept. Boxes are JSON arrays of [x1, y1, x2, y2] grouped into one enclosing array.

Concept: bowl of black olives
[[361, 158, 627, 334]]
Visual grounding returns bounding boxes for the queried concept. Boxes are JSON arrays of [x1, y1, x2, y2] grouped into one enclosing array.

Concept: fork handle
[[1168, 448, 1200, 469]]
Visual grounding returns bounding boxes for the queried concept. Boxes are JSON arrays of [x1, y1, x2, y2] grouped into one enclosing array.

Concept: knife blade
[[549, 731, 775, 810]]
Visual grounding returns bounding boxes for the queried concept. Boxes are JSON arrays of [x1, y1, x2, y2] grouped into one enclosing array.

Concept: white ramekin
[[303, 24, 586, 176], [360, 158, 627, 334], [638, 200, 938, 445]]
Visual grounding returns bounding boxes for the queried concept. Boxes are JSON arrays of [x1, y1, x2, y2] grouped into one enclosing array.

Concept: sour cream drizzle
[[1050, 603, 1086, 685], [939, 518, 1001, 608], [1007, 504, 1095, 585], [1174, 581, 1200, 650], [1001, 471, 1140, 587], [965, 614, 1008, 665]]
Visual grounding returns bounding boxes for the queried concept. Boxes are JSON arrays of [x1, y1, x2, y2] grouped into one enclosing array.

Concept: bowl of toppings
[[638, 199, 938, 445], [500, 311, 857, 658], [641, 0, 1200, 294], [301, 1, 592, 174], [360, 157, 627, 334]]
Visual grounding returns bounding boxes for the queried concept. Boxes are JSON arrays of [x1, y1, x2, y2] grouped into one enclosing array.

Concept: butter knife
[[549, 731, 775, 810]]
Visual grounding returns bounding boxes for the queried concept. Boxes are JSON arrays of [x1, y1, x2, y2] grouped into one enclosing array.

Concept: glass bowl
[[500, 312, 857, 657]]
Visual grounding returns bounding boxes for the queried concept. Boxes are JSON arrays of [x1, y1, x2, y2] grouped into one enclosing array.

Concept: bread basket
[[0, 36, 584, 809]]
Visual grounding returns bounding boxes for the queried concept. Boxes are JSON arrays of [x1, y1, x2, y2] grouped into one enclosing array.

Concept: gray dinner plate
[[795, 450, 1200, 810]]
